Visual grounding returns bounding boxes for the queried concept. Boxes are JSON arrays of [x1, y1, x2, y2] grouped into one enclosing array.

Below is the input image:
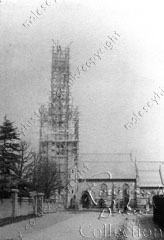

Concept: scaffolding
[[39, 43, 79, 208]]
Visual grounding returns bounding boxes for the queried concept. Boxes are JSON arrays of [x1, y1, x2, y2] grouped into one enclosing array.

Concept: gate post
[[11, 189, 19, 218], [30, 191, 37, 216], [37, 193, 44, 216]]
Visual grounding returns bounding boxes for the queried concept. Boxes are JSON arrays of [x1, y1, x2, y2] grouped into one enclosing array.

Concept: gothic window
[[101, 183, 108, 191], [123, 183, 129, 195], [100, 183, 108, 197]]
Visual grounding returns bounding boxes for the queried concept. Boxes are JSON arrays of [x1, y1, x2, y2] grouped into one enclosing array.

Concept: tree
[[36, 160, 61, 199], [0, 116, 20, 197], [29, 152, 40, 191], [0, 116, 20, 180], [13, 141, 33, 182], [11, 141, 35, 197]]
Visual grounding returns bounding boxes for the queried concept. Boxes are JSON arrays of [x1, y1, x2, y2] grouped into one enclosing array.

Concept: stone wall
[[0, 198, 13, 219], [0, 197, 34, 220], [0, 191, 44, 222], [16, 198, 34, 217]]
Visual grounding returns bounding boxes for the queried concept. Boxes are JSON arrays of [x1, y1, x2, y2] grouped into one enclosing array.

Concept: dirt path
[[1, 212, 163, 240], [0, 211, 76, 240]]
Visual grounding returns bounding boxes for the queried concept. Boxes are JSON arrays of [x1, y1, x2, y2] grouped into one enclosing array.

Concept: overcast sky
[[1, 0, 164, 162]]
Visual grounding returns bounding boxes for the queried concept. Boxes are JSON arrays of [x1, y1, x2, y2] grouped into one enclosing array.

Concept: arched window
[[100, 183, 108, 197], [123, 183, 129, 195]]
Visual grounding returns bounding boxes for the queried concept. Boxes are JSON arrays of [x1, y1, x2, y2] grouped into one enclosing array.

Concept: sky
[[1, 0, 164, 162]]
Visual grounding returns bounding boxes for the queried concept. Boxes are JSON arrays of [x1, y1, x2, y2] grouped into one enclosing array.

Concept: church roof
[[78, 153, 136, 180], [137, 162, 164, 187]]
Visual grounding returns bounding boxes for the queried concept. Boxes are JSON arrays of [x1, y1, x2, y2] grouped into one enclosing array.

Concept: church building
[[75, 153, 164, 211]]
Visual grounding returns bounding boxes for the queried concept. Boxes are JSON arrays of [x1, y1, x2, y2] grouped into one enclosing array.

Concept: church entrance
[[81, 191, 91, 208]]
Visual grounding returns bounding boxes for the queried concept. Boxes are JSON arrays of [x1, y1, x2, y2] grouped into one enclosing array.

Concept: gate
[[43, 193, 65, 214], [31, 192, 65, 216], [43, 199, 64, 213]]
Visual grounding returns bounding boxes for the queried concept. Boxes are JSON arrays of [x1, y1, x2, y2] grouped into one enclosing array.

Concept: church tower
[[39, 43, 79, 207]]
